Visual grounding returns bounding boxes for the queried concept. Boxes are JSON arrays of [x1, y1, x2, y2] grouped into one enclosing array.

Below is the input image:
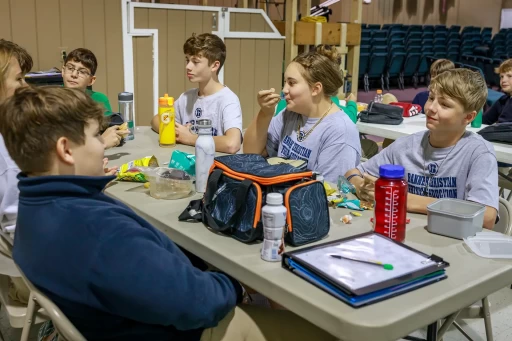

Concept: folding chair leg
[[20, 292, 37, 341], [381, 75, 385, 91], [482, 296, 494, 341]]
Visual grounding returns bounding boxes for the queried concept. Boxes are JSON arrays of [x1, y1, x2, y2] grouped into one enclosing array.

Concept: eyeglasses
[[63, 64, 91, 78]]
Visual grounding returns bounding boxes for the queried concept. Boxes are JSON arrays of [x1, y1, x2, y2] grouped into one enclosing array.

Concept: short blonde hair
[[430, 59, 455, 78], [429, 68, 487, 113], [292, 44, 343, 97], [498, 59, 512, 74], [382, 93, 398, 104]]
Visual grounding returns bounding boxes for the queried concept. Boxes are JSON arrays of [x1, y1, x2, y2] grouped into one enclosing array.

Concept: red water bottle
[[374, 164, 408, 242]]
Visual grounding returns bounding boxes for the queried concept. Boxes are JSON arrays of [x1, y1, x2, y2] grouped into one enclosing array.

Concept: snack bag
[[117, 156, 159, 182]]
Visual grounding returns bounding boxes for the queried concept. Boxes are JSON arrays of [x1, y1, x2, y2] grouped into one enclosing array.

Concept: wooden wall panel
[[104, 0, 125, 110], [0, 0, 12, 41], [224, 39, 241, 98], [59, 0, 85, 60], [84, 0, 109, 98], [35, 0, 61, 70], [253, 15, 270, 124], [185, 10, 207, 90], [167, 10, 187, 99], [133, 9, 153, 125], [457, 0, 502, 34], [149, 9, 169, 101], [10, 0, 39, 71], [235, 12, 255, 125], [231, 13, 274, 32], [268, 39, 284, 107]]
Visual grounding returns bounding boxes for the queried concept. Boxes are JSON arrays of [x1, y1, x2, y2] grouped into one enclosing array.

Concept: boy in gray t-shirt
[[150, 34, 242, 154], [345, 69, 499, 229]]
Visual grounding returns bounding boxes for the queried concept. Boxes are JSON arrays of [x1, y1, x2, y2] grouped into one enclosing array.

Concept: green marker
[[330, 254, 394, 270]]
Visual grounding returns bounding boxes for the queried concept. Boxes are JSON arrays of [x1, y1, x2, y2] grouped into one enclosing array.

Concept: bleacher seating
[[358, 24, 509, 91]]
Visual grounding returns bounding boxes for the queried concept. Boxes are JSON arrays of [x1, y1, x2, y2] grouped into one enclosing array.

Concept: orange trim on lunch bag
[[214, 161, 313, 185], [284, 180, 317, 233], [221, 172, 262, 228], [208, 163, 216, 175]]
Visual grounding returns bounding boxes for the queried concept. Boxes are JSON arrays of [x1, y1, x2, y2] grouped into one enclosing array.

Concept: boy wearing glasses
[[63, 48, 128, 149], [62, 48, 113, 116]]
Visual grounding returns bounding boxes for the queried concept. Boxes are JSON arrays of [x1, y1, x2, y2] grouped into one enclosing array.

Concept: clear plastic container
[[146, 167, 194, 200], [464, 232, 512, 259], [427, 198, 485, 239]]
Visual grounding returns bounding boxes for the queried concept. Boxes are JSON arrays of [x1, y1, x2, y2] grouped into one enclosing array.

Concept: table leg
[[427, 321, 438, 341]]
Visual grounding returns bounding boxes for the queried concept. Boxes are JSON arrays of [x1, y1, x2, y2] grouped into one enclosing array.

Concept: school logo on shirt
[[427, 162, 439, 175], [407, 173, 457, 199], [280, 136, 312, 163], [195, 108, 202, 118]]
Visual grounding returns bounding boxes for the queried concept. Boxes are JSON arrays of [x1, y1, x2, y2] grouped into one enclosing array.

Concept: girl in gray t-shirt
[[243, 45, 361, 183], [266, 109, 360, 183]]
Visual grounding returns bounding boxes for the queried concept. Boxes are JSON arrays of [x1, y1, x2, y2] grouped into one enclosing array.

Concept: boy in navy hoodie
[[0, 86, 334, 341], [483, 59, 512, 125]]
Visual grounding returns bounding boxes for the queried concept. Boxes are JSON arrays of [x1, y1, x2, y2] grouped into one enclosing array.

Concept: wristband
[[346, 173, 363, 182]]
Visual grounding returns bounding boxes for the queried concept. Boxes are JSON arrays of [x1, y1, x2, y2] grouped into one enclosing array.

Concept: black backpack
[[477, 123, 512, 144], [358, 101, 404, 125]]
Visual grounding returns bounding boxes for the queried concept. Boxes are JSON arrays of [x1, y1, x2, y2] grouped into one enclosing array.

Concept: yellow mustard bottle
[[159, 94, 175, 147]]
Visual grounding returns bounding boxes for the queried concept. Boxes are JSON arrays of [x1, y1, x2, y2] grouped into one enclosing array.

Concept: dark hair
[[292, 44, 343, 97], [65, 48, 98, 75], [183, 33, 226, 74], [0, 86, 104, 174]]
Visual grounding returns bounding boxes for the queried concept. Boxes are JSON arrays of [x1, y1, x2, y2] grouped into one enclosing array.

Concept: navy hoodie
[[483, 94, 512, 125], [14, 174, 242, 341]]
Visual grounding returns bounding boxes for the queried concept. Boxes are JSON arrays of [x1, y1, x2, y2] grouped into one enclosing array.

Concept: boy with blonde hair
[[345, 69, 498, 229], [412, 58, 455, 112], [151, 33, 242, 154], [483, 58, 512, 124]]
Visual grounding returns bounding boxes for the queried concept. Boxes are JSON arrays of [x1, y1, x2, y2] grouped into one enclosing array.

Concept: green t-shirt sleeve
[[91, 91, 113, 116], [341, 100, 358, 124]]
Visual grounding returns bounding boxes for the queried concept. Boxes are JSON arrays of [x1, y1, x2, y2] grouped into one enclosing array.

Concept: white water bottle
[[195, 119, 215, 193], [261, 193, 287, 262]]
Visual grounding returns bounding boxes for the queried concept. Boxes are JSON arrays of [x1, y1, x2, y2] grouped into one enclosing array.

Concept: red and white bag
[[390, 102, 421, 117]]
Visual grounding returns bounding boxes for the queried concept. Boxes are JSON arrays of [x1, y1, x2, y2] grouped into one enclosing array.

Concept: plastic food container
[[426, 198, 485, 239], [464, 231, 512, 259], [146, 167, 194, 200]]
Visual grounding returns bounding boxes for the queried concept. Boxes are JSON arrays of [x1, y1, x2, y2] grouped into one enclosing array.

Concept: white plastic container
[[427, 198, 485, 239], [464, 232, 512, 259], [261, 193, 287, 262]]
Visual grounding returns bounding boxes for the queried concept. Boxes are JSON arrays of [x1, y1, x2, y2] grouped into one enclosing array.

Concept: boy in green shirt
[[62, 48, 127, 148]]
